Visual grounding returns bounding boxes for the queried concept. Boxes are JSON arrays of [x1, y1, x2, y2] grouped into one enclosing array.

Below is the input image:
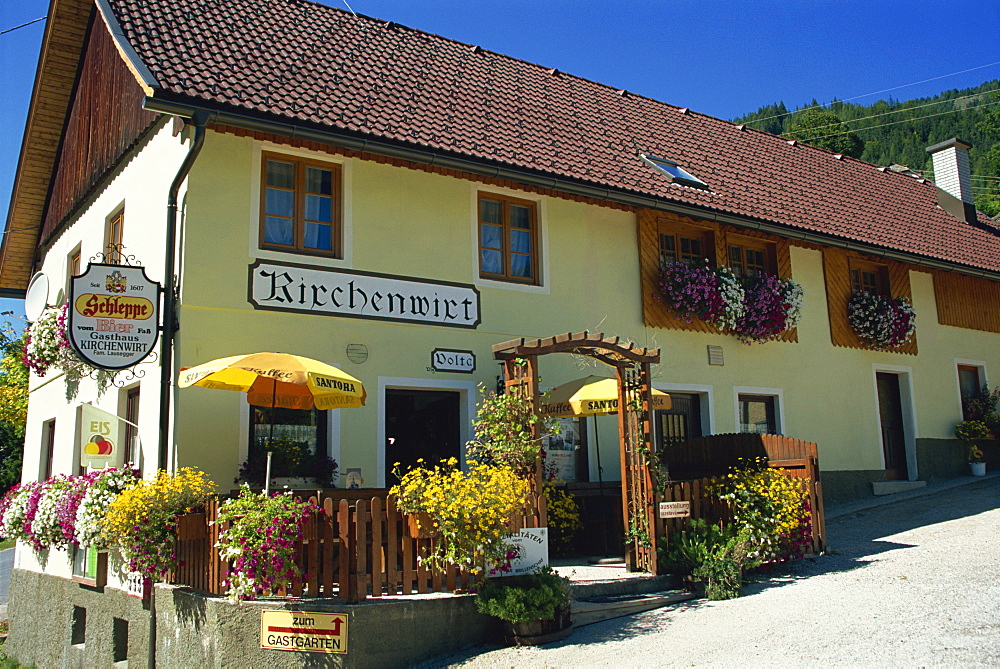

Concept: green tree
[[733, 102, 791, 135], [975, 95, 1000, 217], [0, 323, 27, 494], [785, 108, 864, 158]]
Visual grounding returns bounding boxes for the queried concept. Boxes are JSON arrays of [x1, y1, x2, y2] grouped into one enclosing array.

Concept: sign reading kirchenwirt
[[249, 261, 481, 329], [69, 264, 160, 370]]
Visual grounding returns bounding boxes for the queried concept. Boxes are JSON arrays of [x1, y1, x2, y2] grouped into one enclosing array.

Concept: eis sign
[[69, 264, 160, 370]]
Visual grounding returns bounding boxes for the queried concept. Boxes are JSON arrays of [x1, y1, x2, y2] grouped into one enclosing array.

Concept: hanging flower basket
[[23, 303, 118, 398], [733, 274, 804, 344], [659, 261, 803, 344], [847, 291, 915, 350], [659, 260, 744, 329]]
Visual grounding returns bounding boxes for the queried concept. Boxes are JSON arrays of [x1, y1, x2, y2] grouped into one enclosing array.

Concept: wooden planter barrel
[[503, 605, 573, 646]]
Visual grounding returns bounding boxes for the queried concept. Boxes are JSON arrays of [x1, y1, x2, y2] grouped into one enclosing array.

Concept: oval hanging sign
[[69, 264, 160, 370]]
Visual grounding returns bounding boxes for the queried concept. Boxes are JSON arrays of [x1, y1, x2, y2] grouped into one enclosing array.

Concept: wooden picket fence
[[170, 490, 545, 603], [654, 433, 827, 557]]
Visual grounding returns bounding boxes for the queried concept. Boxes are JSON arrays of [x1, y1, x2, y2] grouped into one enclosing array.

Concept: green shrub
[[658, 518, 732, 575], [474, 566, 571, 623]]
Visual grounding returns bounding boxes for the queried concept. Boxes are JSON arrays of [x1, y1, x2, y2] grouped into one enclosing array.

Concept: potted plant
[[733, 273, 804, 344], [474, 566, 573, 645], [961, 385, 1000, 434], [102, 467, 216, 579], [955, 420, 989, 476], [237, 437, 339, 488]]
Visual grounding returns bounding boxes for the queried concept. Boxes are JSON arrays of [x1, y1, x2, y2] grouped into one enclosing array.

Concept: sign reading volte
[[69, 264, 160, 370], [260, 610, 347, 654]]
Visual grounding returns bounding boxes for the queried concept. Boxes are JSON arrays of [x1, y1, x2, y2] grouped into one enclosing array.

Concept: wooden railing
[[170, 490, 545, 602]]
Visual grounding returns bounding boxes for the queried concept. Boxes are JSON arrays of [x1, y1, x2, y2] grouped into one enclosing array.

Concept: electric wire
[[742, 61, 1000, 127], [0, 16, 46, 36]]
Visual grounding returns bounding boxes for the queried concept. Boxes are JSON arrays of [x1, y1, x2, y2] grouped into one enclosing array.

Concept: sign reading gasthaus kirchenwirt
[[69, 264, 160, 369], [249, 261, 481, 328]]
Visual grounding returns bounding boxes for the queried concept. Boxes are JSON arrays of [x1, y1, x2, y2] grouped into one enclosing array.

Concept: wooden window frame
[[124, 386, 140, 467], [105, 209, 124, 265], [657, 220, 714, 268], [728, 237, 777, 279], [849, 258, 890, 296], [477, 192, 540, 284], [958, 364, 983, 421], [259, 152, 343, 258], [737, 394, 778, 435], [823, 248, 917, 354], [43, 418, 56, 480]]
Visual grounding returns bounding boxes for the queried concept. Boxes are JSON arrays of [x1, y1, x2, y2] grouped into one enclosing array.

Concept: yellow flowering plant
[[103, 467, 216, 579], [711, 459, 810, 564], [541, 481, 582, 557], [390, 458, 529, 573]]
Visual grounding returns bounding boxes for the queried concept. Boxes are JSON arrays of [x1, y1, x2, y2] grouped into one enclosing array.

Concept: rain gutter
[[142, 97, 1000, 283], [158, 111, 208, 473]]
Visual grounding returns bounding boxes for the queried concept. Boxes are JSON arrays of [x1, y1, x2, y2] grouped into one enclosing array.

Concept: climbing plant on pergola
[[492, 331, 662, 574]]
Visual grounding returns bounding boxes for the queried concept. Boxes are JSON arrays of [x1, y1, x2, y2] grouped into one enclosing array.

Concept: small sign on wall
[[659, 501, 691, 519], [79, 404, 126, 469], [430, 349, 475, 373], [260, 610, 348, 654], [495, 527, 548, 577]]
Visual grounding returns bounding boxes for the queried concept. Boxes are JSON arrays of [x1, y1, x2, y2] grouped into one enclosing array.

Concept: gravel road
[[421, 475, 1000, 668]]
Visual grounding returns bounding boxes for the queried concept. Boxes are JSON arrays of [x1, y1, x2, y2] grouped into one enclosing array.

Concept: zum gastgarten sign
[[249, 261, 481, 328], [69, 264, 160, 370]]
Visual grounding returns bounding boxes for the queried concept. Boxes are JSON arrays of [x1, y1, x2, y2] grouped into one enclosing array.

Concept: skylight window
[[640, 154, 708, 190]]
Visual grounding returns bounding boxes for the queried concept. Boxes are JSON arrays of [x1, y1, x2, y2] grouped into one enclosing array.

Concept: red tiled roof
[[109, 0, 1000, 273]]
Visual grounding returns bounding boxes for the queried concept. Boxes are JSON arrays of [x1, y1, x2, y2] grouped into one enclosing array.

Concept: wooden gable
[[40, 12, 158, 243]]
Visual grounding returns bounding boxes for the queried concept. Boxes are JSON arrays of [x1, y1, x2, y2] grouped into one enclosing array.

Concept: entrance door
[[385, 389, 461, 485], [876, 372, 908, 480], [655, 392, 703, 449]]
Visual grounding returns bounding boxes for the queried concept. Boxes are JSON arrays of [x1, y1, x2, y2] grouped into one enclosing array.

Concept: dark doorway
[[385, 389, 461, 485], [655, 392, 703, 450], [876, 372, 908, 480]]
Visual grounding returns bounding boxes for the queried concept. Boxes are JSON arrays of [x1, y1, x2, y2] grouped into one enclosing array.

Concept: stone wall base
[[6, 569, 498, 668]]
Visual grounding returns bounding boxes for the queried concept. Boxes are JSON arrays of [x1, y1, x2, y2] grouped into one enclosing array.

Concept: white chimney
[[927, 138, 977, 223]]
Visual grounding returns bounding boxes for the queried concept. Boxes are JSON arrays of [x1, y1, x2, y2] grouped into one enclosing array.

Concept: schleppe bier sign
[[69, 264, 160, 370]]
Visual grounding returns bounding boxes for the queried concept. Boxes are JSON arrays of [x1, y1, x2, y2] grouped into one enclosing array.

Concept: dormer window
[[641, 154, 708, 190]]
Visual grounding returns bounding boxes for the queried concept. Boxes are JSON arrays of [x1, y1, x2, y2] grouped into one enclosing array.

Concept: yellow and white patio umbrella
[[179, 352, 366, 492], [538, 375, 669, 557], [538, 375, 670, 417], [178, 351, 366, 410]]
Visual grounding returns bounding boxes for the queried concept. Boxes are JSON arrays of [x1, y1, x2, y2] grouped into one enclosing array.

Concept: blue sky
[[2, 0, 999, 321]]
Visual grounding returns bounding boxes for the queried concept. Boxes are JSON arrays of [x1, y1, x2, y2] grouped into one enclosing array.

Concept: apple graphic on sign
[[84, 435, 114, 456]]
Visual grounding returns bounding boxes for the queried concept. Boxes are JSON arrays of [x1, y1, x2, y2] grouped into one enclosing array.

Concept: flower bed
[[0, 467, 139, 553]]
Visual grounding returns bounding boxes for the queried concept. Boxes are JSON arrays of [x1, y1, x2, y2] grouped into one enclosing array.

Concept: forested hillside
[[733, 80, 1000, 215]]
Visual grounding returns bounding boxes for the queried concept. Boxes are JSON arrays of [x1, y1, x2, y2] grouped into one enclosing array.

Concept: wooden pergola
[[493, 331, 661, 573]]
